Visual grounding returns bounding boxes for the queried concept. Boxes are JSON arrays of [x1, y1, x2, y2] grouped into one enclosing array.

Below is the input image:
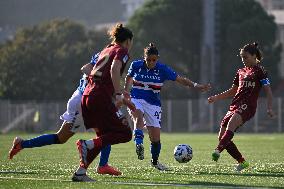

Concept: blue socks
[[151, 141, 161, 164], [21, 134, 111, 167], [133, 129, 144, 145], [99, 145, 111, 166], [21, 134, 60, 148]]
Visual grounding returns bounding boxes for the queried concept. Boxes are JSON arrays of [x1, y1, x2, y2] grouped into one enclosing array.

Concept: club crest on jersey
[[154, 69, 159, 76], [123, 55, 129, 63]]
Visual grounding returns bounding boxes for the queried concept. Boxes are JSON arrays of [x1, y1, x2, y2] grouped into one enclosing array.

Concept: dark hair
[[144, 43, 159, 57], [240, 42, 263, 63], [108, 23, 133, 43]]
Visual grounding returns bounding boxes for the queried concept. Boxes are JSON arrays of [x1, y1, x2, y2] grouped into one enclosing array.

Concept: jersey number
[[91, 54, 110, 77]]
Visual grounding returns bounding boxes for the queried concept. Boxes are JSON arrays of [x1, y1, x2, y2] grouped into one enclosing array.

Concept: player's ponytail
[[144, 42, 159, 57], [254, 42, 263, 63], [108, 23, 133, 43], [240, 42, 263, 63]]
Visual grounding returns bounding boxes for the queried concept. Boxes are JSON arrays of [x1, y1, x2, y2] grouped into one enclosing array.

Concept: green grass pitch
[[0, 133, 283, 188]]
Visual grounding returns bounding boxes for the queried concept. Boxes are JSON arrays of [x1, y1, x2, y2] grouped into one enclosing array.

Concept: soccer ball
[[174, 144, 193, 163]]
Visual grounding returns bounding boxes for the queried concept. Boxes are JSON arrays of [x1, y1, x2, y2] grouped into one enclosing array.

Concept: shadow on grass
[[112, 174, 281, 188], [195, 171, 284, 178], [109, 179, 280, 189], [166, 170, 284, 178], [257, 170, 284, 174]]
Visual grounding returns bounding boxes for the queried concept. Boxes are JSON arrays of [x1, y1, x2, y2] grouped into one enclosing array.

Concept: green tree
[[128, 0, 280, 98], [0, 19, 108, 100], [217, 0, 281, 90], [128, 0, 203, 99]]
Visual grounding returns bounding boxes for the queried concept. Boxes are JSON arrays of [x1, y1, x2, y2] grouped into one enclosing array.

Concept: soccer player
[[8, 52, 121, 176], [72, 23, 135, 182], [124, 43, 211, 171], [208, 42, 275, 171]]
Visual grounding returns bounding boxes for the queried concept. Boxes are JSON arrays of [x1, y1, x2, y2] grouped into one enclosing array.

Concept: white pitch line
[[0, 176, 272, 189], [0, 176, 70, 182]]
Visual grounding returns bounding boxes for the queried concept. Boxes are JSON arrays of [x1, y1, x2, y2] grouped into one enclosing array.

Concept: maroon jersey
[[230, 64, 268, 112], [83, 44, 130, 97]]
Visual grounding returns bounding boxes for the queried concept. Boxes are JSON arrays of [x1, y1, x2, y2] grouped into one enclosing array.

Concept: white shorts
[[130, 98, 162, 128], [60, 89, 82, 132]]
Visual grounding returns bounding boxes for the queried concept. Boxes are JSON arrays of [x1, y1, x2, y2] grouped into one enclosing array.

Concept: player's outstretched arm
[[263, 85, 275, 118], [208, 85, 238, 104], [175, 75, 211, 92]]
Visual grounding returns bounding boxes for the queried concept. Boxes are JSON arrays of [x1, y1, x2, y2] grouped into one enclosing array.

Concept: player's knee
[[150, 136, 160, 143], [56, 131, 73, 144], [57, 135, 68, 144], [134, 119, 144, 129], [151, 140, 161, 147]]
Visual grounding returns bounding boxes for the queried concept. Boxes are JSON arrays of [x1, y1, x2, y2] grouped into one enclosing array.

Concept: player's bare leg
[[56, 122, 75, 144], [8, 121, 74, 160]]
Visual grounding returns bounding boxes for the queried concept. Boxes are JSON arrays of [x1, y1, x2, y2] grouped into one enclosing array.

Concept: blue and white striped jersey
[[77, 52, 100, 94], [127, 60, 177, 106]]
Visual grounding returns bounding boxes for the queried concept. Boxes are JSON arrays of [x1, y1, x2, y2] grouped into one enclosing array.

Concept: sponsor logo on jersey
[[138, 74, 161, 80], [240, 80, 255, 88]]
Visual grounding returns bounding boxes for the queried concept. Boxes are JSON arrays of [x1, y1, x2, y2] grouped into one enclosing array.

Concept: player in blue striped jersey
[[9, 52, 121, 176], [124, 43, 211, 170]]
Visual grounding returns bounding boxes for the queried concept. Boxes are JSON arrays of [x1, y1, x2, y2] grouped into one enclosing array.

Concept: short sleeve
[[257, 66, 268, 80], [163, 65, 177, 81], [127, 61, 135, 77], [233, 71, 239, 86], [114, 48, 129, 65], [90, 52, 100, 65], [258, 66, 270, 85]]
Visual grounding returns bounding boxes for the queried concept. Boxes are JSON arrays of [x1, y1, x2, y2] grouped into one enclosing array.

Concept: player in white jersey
[[9, 53, 121, 176], [124, 43, 211, 171]]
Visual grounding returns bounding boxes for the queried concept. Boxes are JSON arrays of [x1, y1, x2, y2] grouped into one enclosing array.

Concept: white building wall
[[121, 0, 145, 19]]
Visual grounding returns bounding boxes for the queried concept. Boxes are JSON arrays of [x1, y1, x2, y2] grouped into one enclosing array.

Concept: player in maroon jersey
[[208, 42, 275, 172], [71, 23, 135, 182]]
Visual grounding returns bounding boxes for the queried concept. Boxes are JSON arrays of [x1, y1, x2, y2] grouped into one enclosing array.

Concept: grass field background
[[0, 133, 284, 188]]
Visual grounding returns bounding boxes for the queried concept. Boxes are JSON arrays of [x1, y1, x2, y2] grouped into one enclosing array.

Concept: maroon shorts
[[220, 103, 256, 128], [81, 94, 130, 134]]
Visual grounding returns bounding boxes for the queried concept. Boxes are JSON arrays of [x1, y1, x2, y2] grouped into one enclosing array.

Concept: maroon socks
[[216, 130, 234, 152]]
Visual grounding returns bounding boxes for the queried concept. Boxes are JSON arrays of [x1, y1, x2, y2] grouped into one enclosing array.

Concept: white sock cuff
[[85, 139, 94, 150]]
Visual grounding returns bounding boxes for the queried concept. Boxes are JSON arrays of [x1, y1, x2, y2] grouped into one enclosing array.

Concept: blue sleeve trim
[[260, 78, 270, 85], [90, 52, 100, 65]]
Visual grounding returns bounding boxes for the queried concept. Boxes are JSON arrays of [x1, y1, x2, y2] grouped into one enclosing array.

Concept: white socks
[[75, 166, 86, 175], [85, 139, 94, 150]]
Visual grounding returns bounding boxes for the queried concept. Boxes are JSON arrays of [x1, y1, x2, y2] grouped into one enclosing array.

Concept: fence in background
[[0, 97, 283, 133]]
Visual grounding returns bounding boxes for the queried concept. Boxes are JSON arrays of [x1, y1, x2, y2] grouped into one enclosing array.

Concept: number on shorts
[[154, 111, 162, 121]]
